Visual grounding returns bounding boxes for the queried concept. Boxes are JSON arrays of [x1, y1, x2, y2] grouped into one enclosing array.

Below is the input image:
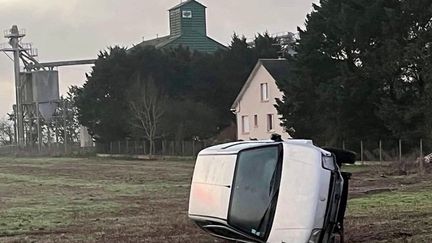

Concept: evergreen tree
[[76, 47, 132, 142], [277, 0, 432, 146]]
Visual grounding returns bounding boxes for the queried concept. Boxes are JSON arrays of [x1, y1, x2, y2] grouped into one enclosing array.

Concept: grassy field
[[344, 163, 432, 242], [0, 157, 430, 242]]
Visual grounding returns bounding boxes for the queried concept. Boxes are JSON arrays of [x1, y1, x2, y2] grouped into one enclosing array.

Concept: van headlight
[[308, 229, 322, 243]]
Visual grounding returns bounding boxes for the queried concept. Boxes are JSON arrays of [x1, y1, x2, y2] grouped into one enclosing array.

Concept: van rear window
[[228, 145, 282, 240]]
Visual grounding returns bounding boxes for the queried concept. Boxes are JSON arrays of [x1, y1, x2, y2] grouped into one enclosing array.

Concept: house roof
[[134, 35, 181, 49], [133, 34, 226, 53], [169, 0, 206, 11], [205, 36, 229, 51], [231, 59, 289, 110], [260, 59, 290, 82]]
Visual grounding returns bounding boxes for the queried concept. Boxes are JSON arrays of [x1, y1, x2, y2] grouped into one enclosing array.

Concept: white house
[[231, 59, 291, 140]]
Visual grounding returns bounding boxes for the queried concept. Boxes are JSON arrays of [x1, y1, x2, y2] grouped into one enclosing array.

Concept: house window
[[267, 114, 274, 131], [260, 83, 269, 101], [242, 116, 250, 134], [254, 115, 258, 128]]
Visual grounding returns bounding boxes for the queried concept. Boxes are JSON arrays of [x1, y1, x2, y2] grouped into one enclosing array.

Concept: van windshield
[[228, 145, 282, 240]]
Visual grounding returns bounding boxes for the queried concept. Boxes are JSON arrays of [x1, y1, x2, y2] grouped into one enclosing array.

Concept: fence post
[[342, 140, 345, 150], [171, 141, 175, 156], [419, 139, 424, 175], [134, 141, 137, 155], [192, 140, 196, 157], [379, 140, 382, 162], [420, 139, 423, 157], [110, 142, 113, 154], [182, 141, 185, 156], [118, 141, 121, 154], [126, 140, 129, 154], [143, 141, 146, 155], [399, 139, 402, 163], [360, 140, 364, 164], [398, 139, 406, 175]]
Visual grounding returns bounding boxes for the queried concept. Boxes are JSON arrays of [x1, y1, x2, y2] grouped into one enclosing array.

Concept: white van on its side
[[188, 137, 355, 243]]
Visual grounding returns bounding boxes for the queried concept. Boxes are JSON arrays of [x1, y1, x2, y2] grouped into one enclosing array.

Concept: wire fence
[[2, 138, 431, 163], [96, 140, 217, 157], [97, 138, 432, 162], [319, 138, 432, 163], [0, 143, 95, 157]]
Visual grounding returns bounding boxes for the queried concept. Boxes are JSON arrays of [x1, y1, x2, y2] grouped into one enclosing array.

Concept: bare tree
[[128, 75, 166, 157], [0, 119, 14, 146]]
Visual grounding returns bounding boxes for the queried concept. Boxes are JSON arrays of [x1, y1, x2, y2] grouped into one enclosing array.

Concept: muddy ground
[[0, 157, 430, 243]]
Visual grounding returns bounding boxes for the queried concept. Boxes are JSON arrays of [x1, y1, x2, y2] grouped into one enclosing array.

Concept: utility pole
[[4, 26, 25, 147], [36, 103, 42, 152], [64, 101, 68, 154]]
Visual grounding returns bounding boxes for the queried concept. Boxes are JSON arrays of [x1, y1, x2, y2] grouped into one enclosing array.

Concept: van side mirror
[[271, 134, 283, 142], [322, 147, 356, 165]]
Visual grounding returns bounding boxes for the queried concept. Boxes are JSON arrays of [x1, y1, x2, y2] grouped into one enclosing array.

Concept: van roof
[[199, 139, 329, 156]]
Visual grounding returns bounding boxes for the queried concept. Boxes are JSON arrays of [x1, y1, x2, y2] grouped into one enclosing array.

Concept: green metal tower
[[137, 0, 227, 53], [169, 0, 207, 36]]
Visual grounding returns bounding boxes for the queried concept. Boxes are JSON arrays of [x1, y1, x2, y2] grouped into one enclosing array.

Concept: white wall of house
[[233, 65, 290, 140]]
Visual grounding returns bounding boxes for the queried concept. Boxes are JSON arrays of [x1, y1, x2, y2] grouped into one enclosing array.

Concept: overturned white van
[[188, 137, 355, 243]]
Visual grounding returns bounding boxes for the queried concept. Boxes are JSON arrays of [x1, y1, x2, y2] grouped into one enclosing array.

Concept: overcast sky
[[0, 0, 317, 118]]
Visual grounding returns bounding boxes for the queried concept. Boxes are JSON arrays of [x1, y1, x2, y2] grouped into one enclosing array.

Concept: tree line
[[76, 33, 286, 153], [76, 0, 432, 153]]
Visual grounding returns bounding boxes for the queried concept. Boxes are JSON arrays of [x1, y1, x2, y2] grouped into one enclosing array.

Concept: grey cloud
[[0, 0, 317, 117]]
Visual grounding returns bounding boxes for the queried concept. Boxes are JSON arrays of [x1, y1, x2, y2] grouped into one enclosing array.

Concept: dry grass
[[0, 157, 216, 242], [0, 157, 430, 242], [344, 163, 432, 242]]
